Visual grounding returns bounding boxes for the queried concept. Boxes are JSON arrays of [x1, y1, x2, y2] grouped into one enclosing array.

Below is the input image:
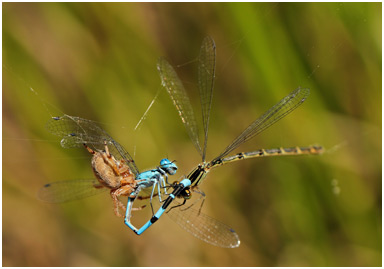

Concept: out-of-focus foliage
[[3, 2, 381, 266]]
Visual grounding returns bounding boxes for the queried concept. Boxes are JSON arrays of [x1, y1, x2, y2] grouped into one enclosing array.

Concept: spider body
[[90, 150, 132, 189], [84, 143, 141, 217]]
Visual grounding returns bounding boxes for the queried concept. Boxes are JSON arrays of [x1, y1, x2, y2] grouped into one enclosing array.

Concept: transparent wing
[[45, 115, 140, 175], [198, 36, 216, 161], [165, 200, 240, 248], [37, 179, 108, 203], [213, 87, 310, 162], [157, 57, 202, 157], [138, 187, 239, 248]]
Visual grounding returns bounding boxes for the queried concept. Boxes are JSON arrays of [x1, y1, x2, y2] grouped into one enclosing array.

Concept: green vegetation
[[3, 3, 381, 266]]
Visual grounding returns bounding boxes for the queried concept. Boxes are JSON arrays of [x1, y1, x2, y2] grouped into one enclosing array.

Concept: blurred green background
[[3, 2, 381, 266]]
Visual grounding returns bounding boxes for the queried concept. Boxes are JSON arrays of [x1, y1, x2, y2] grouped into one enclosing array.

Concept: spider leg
[[92, 182, 105, 189], [111, 186, 145, 217], [120, 176, 137, 187], [83, 143, 95, 154], [100, 144, 121, 175], [117, 159, 130, 174], [103, 140, 111, 157]]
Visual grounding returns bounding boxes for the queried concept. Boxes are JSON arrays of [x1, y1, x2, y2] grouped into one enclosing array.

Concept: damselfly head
[[160, 158, 178, 175]]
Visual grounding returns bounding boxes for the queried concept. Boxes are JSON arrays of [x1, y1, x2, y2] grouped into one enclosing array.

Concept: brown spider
[[83, 142, 145, 217]]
